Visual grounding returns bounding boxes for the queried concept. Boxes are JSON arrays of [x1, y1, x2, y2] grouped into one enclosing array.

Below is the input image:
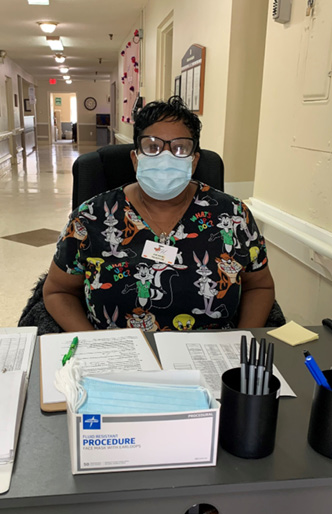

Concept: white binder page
[[0, 370, 26, 463], [155, 331, 296, 400]]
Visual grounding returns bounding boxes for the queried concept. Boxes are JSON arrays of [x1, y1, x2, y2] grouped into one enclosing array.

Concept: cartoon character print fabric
[[54, 182, 267, 332]]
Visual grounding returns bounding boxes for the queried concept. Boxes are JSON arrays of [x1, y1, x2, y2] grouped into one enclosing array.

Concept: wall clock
[[84, 97, 97, 110]]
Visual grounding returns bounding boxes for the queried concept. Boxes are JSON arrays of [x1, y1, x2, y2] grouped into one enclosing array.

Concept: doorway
[[110, 81, 116, 145], [50, 92, 77, 144], [5, 76, 15, 162], [156, 12, 174, 101]]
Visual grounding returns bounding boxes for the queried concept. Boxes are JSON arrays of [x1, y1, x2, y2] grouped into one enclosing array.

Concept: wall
[[0, 55, 36, 168], [140, 0, 232, 157], [36, 80, 111, 145], [115, 1, 233, 148], [115, 0, 266, 198], [223, 0, 269, 198], [253, 0, 332, 324]]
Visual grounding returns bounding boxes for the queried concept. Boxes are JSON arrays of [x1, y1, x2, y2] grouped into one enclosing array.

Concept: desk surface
[[1, 327, 332, 514]]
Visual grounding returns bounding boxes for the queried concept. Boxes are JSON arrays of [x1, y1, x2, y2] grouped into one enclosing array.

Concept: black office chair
[[72, 144, 224, 209], [18, 144, 285, 333]]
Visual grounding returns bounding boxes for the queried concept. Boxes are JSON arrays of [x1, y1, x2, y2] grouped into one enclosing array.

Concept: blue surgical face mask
[[77, 377, 211, 415], [136, 150, 193, 201]]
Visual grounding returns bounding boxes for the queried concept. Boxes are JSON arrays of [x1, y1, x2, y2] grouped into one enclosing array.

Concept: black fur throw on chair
[[18, 273, 63, 335], [18, 274, 286, 335]]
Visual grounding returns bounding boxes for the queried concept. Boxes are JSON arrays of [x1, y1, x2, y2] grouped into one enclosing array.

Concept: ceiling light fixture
[[63, 75, 70, 80], [59, 66, 69, 74], [27, 0, 49, 5], [46, 36, 64, 52], [65, 79, 72, 84], [38, 22, 58, 34], [54, 53, 66, 64]]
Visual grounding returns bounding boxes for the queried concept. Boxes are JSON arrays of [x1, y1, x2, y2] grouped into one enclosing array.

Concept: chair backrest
[[72, 144, 224, 209]]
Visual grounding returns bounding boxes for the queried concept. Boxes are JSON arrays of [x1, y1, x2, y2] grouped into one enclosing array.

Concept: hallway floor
[[0, 143, 99, 327]]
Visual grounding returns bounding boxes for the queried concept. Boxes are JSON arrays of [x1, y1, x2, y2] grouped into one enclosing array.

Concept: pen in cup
[[256, 338, 266, 395], [248, 337, 257, 395], [303, 350, 332, 391], [62, 336, 79, 366], [240, 335, 248, 394], [263, 342, 274, 395]]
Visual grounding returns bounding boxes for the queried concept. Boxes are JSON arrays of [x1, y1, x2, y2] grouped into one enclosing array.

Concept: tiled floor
[[0, 142, 99, 327]]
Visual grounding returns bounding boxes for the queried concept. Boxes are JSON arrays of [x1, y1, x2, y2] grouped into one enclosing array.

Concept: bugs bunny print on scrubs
[[192, 251, 224, 319], [101, 201, 135, 259]]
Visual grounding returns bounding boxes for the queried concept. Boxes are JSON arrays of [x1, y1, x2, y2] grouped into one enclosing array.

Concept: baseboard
[[114, 133, 133, 145], [0, 153, 12, 171]]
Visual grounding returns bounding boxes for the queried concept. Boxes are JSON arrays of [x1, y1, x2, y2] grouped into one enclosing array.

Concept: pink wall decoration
[[121, 30, 140, 124]]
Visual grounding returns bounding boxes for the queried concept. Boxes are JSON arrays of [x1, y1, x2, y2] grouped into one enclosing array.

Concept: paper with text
[[40, 329, 161, 405], [0, 331, 36, 376], [155, 331, 296, 399], [0, 327, 36, 493]]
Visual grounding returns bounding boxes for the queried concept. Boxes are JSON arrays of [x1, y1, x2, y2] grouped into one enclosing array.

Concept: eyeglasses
[[137, 135, 196, 158]]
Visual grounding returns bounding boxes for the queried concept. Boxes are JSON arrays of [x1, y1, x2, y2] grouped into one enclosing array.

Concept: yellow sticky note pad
[[267, 321, 319, 346]]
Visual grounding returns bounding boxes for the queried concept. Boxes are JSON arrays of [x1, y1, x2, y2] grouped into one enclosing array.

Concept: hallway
[[0, 143, 99, 327]]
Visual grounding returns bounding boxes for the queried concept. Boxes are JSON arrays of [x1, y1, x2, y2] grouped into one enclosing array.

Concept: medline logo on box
[[82, 414, 101, 430]]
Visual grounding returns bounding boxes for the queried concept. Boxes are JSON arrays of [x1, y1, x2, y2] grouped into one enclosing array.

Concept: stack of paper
[[267, 321, 319, 346], [0, 370, 27, 463], [0, 327, 37, 494]]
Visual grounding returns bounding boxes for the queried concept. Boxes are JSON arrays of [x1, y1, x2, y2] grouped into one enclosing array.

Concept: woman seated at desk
[[43, 96, 275, 332]]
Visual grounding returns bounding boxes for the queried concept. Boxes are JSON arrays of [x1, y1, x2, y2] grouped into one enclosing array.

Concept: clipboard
[[39, 346, 66, 412], [39, 329, 161, 413]]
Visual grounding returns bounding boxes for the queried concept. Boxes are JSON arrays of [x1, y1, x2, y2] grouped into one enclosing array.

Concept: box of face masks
[[65, 370, 220, 474]]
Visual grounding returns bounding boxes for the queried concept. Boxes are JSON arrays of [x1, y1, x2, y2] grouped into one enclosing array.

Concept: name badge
[[142, 240, 178, 264]]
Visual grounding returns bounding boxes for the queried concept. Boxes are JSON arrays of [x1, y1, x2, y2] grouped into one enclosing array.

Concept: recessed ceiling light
[[46, 37, 64, 51], [59, 66, 69, 74], [28, 0, 49, 4], [54, 53, 66, 64], [63, 75, 70, 80], [65, 80, 72, 84], [38, 22, 58, 34]]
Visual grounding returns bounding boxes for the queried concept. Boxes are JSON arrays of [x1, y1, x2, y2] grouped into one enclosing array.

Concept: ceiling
[[1, 0, 147, 83]]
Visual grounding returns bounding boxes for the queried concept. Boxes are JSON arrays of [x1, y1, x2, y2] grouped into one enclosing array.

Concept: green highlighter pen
[[62, 336, 79, 366]]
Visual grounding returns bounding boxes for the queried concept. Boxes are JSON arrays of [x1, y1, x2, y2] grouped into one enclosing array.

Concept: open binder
[[0, 327, 37, 495]]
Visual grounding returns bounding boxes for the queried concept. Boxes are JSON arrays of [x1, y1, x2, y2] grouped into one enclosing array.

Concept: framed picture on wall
[[24, 99, 31, 112], [181, 44, 206, 114]]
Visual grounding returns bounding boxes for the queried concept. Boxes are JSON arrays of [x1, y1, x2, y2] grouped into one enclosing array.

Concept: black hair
[[133, 96, 202, 150]]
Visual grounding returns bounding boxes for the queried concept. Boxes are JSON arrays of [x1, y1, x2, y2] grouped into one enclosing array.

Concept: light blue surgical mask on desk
[[77, 376, 211, 415], [136, 150, 193, 201]]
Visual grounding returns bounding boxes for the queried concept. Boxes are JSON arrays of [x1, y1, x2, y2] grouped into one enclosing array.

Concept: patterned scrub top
[[54, 182, 268, 332]]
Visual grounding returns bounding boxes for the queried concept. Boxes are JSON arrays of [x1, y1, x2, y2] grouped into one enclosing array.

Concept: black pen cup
[[219, 367, 281, 459], [307, 370, 332, 458]]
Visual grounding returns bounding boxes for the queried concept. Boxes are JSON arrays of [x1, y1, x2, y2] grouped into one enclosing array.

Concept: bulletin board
[[121, 29, 140, 124], [180, 44, 206, 115]]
